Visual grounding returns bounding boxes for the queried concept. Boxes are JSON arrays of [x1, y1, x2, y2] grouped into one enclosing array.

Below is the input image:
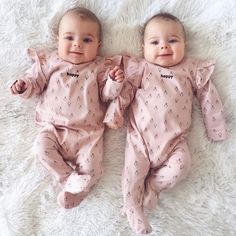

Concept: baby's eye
[[151, 41, 158, 45], [64, 36, 74, 41], [168, 39, 178, 43], [83, 37, 93, 43]]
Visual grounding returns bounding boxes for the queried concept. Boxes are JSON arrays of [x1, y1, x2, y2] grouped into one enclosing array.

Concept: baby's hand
[[109, 66, 124, 83], [10, 79, 27, 94]]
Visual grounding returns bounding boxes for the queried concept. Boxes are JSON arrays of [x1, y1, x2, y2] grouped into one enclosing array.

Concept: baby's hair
[[142, 12, 186, 40], [57, 7, 102, 40]]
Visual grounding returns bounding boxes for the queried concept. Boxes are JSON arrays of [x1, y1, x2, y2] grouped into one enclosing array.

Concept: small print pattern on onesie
[[19, 49, 123, 209], [105, 56, 227, 234]]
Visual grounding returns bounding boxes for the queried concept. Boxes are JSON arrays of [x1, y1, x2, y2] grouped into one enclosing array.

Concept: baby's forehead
[[144, 17, 185, 38], [59, 12, 100, 35], [60, 12, 90, 24], [147, 17, 180, 28]]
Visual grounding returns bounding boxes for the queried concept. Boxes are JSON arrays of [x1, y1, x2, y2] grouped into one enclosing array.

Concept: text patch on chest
[[67, 72, 79, 78]]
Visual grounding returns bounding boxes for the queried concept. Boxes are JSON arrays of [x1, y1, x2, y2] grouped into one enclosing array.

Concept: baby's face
[[143, 18, 185, 67], [58, 13, 100, 65]]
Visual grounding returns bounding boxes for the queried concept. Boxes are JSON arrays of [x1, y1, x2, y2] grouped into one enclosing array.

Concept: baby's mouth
[[70, 51, 83, 55], [158, 54, 172, 57]]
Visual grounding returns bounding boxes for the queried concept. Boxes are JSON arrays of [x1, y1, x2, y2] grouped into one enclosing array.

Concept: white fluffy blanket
[[1, 0, 236, 235]]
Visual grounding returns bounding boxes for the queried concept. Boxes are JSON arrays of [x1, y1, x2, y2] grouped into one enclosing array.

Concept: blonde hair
[[57, 7, 102, 40]]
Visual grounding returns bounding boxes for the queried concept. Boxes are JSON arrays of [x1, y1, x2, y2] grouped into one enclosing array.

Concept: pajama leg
[[34, 129, 73, 183], [57, 135, 104, 209], [122, 131, 152, 234], [143, 140, 191, 209]]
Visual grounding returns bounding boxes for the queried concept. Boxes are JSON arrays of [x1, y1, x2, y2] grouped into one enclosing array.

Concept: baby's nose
[[73, 41, 82, 47], [160, 41, 169, 49], [161, 45, 168, 49]]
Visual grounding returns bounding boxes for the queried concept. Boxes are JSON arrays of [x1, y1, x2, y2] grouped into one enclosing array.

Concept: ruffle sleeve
[[18, 48, 50, 98], [194, 60, 215, 89], [27, 48, 47, 65], [122, 56, 143, 89], [194, 59, 227, 141]]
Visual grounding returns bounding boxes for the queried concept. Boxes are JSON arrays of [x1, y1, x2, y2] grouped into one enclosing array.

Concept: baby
[[10, 7, 124, 209], [104, 13, 227, 234]]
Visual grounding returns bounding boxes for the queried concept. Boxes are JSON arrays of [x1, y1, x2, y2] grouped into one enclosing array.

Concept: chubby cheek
[[143, 47, 153, 61], [175, 48, 185, 62], [176, 44, 185, 56], [58, 40, 69, 55], [87, 45, 99, 58]]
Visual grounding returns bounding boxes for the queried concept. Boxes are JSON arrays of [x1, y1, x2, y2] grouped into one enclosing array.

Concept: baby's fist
[[109, 66, 124, 83], [10, 79, 27, 94]]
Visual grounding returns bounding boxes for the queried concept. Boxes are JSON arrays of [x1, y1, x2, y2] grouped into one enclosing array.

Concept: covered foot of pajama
[[62, 172, 91, 194], [125, 206, 152, 234], [57, 172, 91, 208], [57, 191, 87, 209]]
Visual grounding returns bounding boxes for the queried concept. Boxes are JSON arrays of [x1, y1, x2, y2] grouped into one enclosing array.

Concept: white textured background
[[0, 0, 236, 235]]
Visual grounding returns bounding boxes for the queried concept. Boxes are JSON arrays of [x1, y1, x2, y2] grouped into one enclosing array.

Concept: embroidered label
[[67, 72, 79, 78], [161, 74, 173, 79]]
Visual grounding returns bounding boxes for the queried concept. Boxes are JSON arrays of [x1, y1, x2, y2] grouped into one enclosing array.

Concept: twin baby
[[10, 7, 227, 234]]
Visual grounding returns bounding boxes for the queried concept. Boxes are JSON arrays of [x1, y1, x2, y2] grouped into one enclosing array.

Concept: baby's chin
[[145, 57, 184, 68], [60, 56, 97, 65]]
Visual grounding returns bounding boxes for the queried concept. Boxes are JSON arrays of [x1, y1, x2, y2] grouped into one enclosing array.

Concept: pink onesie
[[104, 56, 227, 233], [18, 49, 123, 208]]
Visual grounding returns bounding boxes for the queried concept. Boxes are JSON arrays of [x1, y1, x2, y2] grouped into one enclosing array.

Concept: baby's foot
[[143, 188, 159, 210], [63, 172, 91, 194], [125, 206, 152, 234], [57, 191, 86, 209]]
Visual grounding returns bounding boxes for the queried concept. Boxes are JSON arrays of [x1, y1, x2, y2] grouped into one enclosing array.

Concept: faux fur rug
[[1, 0, 236, 235]]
